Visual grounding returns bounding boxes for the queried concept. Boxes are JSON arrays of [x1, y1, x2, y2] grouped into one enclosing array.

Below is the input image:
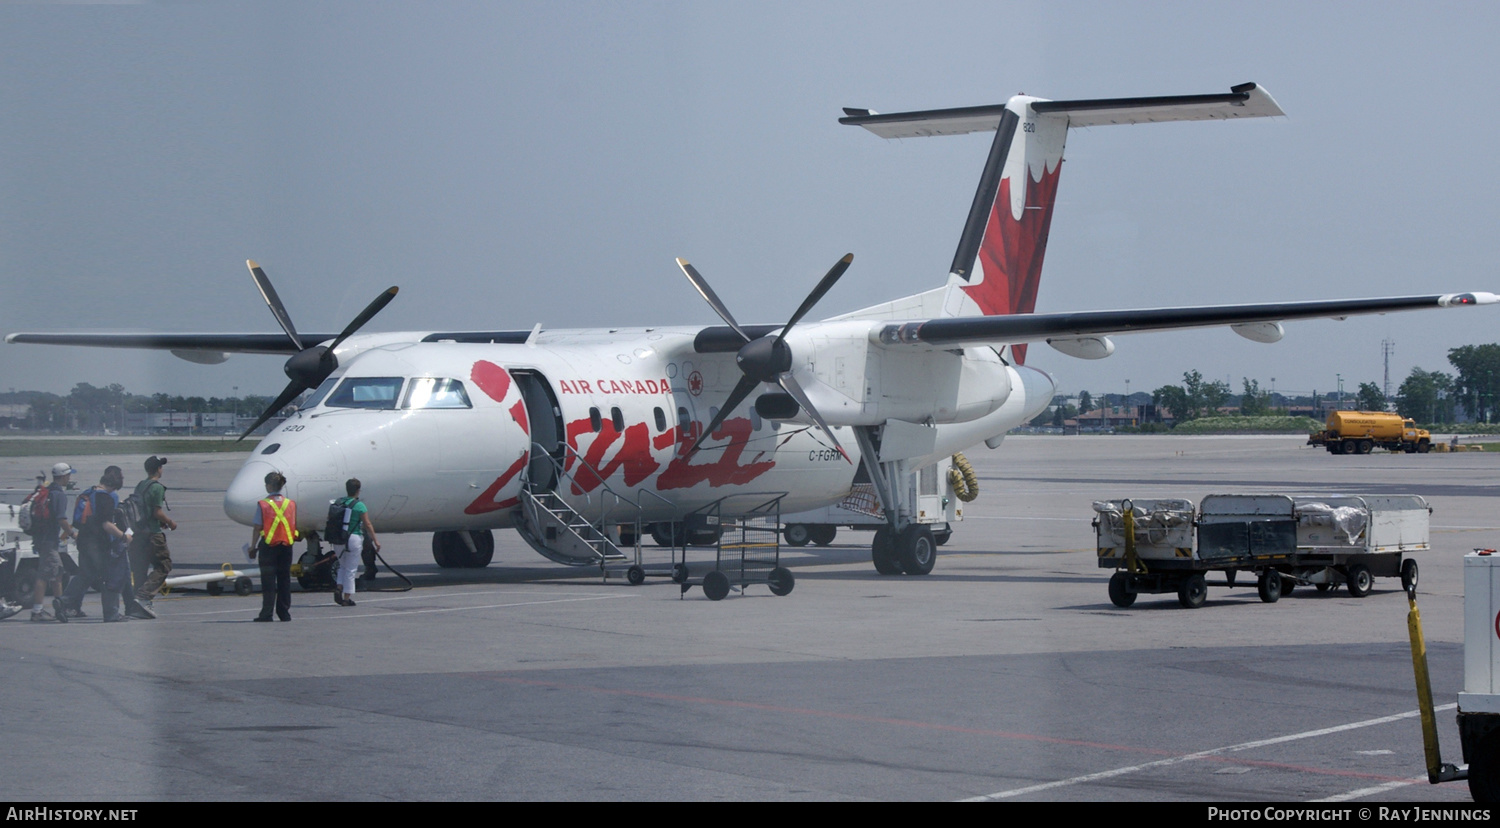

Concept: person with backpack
[[330, 478, 380, 607], [28, 462, 78, 623], [56, 466, 132, 622], [128, 456, 177, 615], [251, 470, 297, 622]]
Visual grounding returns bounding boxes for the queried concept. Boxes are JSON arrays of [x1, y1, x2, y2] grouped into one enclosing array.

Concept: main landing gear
[[872, 525, 936, 576], [432, 530, 495, 568]]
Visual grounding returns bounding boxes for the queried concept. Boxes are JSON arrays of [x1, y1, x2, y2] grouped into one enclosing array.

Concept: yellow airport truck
[[1307, 410, 1432, 454]]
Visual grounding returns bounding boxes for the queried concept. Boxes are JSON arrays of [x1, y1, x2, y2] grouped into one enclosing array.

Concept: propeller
[[238, 260, 399, 440], [675, 254, 853, 462]]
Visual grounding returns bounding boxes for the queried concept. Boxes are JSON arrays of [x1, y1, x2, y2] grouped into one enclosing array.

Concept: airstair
[[512, 443, 676, 583]]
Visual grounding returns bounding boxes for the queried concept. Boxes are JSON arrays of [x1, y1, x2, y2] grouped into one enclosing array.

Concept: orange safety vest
[[258, 495, 299, 546]]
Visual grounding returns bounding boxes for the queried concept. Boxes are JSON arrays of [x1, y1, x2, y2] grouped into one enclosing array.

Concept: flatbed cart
[[676, 492, 795, 601], [1096, 494, 1430, 609]]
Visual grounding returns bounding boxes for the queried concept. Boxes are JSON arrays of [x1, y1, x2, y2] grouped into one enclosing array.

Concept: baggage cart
[[1095, 494, 1429, 609]]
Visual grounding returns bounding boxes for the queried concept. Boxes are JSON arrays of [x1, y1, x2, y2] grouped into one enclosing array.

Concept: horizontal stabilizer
[[840, 83, 1282, 139]]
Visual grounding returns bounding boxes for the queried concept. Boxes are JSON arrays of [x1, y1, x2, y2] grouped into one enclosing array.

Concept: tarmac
[[1, 434, 1496, 802]]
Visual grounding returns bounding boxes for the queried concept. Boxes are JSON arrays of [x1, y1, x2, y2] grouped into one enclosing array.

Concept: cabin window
[[402, 377, 472, 409], [654, 407, 667, 432], [610, 407, 625, 432], [589, 407, 602, 433], [677, 406, 691, 430], [326, 377, 404, 410]]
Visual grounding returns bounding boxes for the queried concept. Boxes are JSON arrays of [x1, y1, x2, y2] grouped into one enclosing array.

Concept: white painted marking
[[164, 590, 635, 619], [962, 704, 1457, 801], [1311, 775, 1427, 802]]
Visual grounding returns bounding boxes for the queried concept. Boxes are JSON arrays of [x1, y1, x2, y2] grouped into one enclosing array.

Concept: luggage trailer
[[1096, 494, 1429, 609]]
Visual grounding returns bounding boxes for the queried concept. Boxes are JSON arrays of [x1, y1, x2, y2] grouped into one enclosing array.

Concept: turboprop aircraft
[[8, 82, 1497, 579]]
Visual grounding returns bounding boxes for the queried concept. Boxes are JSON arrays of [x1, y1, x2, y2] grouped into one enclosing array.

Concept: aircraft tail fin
[[840, 83, 1283, 361]]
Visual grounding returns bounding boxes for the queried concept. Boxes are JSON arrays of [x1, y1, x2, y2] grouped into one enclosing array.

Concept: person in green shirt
[[129, 455, 177, 614], [333, 478, 379, 607]]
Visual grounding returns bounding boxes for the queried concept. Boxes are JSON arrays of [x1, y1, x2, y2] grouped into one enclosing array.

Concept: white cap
[[51, 462, 75, 477]]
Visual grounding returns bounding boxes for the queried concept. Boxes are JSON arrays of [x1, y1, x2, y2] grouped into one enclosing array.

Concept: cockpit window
[[326, 377, 404, 410], [301, 376, 339, 410], [402, 378, 473, 410]]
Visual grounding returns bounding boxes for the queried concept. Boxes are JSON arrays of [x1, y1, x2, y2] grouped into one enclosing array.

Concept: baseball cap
[[145, 455, 167, 474], [51, 462, 76, 477]]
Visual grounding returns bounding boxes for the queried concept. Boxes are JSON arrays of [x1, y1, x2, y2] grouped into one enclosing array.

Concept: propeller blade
[[781, 253, 853, 336], [326, 286, 400, 353], [237, 380, 307, 442], [676, 258, 751, 343], [246, 260, 303, 351], [777, 372, 851, 463], [686, 374, 759, 458]]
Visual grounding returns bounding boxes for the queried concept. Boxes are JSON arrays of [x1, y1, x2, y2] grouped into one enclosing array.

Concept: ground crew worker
[[251, 471, 297, 622]]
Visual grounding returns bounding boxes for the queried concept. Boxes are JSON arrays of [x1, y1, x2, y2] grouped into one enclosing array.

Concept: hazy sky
[[3, 2, 1497, 403]]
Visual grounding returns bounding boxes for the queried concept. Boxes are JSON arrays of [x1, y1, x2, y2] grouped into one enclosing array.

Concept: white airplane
[[9, 83, 1497, 581]]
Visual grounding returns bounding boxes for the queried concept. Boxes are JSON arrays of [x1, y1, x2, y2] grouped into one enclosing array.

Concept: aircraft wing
[[2, 332, 338, 354], [873, 292, 1499, 351]]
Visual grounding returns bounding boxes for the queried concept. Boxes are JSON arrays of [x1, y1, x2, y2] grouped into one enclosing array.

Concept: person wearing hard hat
[[29, 462, 78, 622]]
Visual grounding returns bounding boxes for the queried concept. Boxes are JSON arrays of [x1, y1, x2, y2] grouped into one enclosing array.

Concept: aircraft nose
[[224, 460, 275, 526]]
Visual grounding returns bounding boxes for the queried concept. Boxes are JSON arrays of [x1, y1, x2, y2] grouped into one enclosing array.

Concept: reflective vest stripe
[[260, 497, 296, 545]]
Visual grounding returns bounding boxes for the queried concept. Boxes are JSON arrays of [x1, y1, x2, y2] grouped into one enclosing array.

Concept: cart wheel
[[626, 565, 646, 586], [1257, 570, 1282, 604], [783, 524, 811, 547], [1224, 569, 1237, 588], [235, 576, 254, 596], [1107, 572, 1136, 608], [1177, 573, 1207, 609], [703, 570, 731, 601], [671, 563, 689, 584], [1346, 564, 1373, 597], [872, 527, 902, 576], [768, 567, 795, 596], [1401, 559, 1420, 592], [206, 581, 224, 596]]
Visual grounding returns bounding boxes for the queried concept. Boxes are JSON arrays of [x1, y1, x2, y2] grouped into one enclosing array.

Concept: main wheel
[[1177, 573, 1207, 609], [1108, 572, 1136, 608], [767, 567, 795, 596], [783, 524, 811, 547], [809, 525, 837, 546], [872, 527, 902, 575], [650, 522, 685, 547], [1257, 569, 1282, 604], [1346, 563, 1373, 597], [896, 525, 937, 576], [702, 569, 731, 601], [1401, 558, 1420, 592], [296, 550, 328, 590], [688, 526, 723, 547]]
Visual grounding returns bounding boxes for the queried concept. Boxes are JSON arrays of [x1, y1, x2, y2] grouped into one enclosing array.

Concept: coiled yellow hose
[[948, 452, 979, 502]]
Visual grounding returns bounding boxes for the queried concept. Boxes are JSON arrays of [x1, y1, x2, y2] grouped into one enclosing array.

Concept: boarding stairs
[[512, 443, 676, 579]]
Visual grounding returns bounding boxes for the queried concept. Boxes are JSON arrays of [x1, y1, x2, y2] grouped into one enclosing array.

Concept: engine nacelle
[[780, 321, 1012, 427]]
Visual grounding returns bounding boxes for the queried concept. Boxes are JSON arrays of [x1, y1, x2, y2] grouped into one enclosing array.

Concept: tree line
[[1031, 342, 1500, 427], [0, 383, 274, 432]]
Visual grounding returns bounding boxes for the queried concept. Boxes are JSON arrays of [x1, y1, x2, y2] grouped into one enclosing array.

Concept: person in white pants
[[333, 478, 379, 607]]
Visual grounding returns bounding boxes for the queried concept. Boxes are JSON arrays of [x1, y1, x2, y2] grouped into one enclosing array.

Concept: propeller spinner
[[675, 254, 853, 462], [238, 260, 399, 440]]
